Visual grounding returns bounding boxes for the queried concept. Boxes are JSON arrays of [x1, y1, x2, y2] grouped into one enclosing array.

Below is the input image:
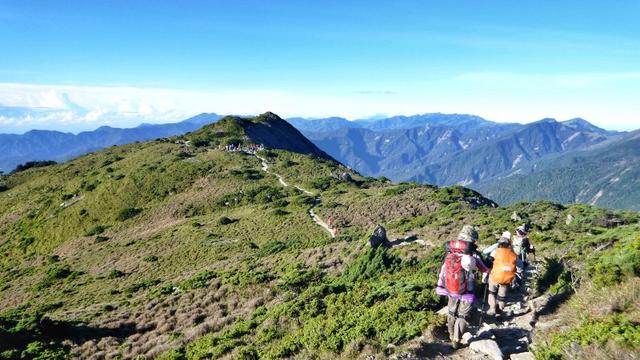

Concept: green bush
[[18, 237, 35, 252], [588, 237, 640, 289], [84, 225, 107, 236], [218, 216, 236, 225], [125, 279, 160, 294], [143, 255, 159, 263], [191, 139, 210, 147], [116, 207, 142, 221], [12, 161, 56, 173], [342, 246, 402, 283], [34, 265, 80, 290], [257, 240, 288, 257], [309, 176, 334, 191], [21, 341, 67, 360], [536, 315, 640, 359], [383, 183, 418, 196], [95, 236, 109, 243], [279, 265, 322, 292], [182, 270, 218, 289], [108, 270, 125, 279], [272, 209, 289, 216]]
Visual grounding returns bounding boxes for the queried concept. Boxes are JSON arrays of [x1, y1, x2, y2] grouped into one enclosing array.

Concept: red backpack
[[444, 240, 472, 295]]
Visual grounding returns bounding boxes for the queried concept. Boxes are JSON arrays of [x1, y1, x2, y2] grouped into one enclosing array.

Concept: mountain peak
[[254, 111, 282, 123], [562, 118, 617, 135], [189, 112, 335, 160]]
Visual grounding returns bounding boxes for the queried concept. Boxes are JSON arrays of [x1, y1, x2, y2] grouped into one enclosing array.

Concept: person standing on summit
[[436, 225, 490, 349]]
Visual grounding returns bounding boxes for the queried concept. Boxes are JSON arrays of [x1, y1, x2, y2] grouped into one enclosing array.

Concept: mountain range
[[291, 114, 638, 210], [0, 113, 223, 174], [1, 112, 638, 359], [1, 112, 638, 210]]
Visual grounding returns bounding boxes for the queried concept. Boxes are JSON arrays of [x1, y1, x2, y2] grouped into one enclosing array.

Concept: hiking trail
[[255, 154, 336, 238], [392, 261, 550, 360]]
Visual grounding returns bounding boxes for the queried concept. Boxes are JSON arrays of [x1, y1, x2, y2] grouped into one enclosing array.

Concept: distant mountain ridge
[[2, 111, 637, 210], [0, 113, 222, 173], [289, 114, 638, 210], [477, 129, 640, 210]]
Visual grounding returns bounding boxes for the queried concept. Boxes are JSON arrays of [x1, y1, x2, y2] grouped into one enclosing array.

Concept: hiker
[[512, 224, 532, 266], [436, 225, 490, 349], [486, 231, 523, 317]]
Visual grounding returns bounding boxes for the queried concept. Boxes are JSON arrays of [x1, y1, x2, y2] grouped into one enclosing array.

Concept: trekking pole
[[478, 282, 488, 326]]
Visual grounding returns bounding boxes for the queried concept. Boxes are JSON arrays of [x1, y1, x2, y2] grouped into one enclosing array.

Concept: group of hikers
[[435, 223, 535, 349], [220, 143, 265, 154]]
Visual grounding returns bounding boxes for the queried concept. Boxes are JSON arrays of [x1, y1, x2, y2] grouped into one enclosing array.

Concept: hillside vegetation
[[0, 113, 638, 360]]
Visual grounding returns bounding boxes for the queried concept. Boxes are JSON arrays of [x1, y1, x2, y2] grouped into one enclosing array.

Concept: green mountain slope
[[478, 130, 640, 210], [0, 113, 638, 360]]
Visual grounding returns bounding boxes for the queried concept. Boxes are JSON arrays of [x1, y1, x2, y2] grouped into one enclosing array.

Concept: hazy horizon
[[0, 106, 629, 136]]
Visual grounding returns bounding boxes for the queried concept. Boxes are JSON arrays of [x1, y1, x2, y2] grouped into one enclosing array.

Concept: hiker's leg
[[487, 282, 498, 315], [454, 300, 473, 341], [497, 284, 508, 310], [447, 297, 458, 341]]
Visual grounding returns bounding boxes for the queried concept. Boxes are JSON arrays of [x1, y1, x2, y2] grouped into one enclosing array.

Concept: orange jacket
[[490, 247, 517, 285]]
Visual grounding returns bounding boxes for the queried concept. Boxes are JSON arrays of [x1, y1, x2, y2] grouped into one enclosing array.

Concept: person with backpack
[[436, 225, 490, 349], [512, 224, 532, 266], [486, 231, 523, 317]]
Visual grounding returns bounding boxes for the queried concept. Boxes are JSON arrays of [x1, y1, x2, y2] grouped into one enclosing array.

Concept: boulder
[[510, 352, 535, 360], [338, 172, 354, 182], [470, 339, 503, 360], [368, 225, 388, 248], [565, 214, 574, 225]]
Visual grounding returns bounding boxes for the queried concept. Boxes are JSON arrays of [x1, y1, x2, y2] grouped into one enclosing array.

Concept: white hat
[[499, 231, 512, 243]]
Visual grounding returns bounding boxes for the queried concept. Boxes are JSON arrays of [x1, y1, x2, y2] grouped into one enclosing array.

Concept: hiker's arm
[[474, 255, 490, 273], [482, 243, 498, 255]]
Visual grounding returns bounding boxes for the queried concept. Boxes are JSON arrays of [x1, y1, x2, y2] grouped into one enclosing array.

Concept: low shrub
[[182, 270, 218, 289], [108, 270, 125, 279], [272, 209, 289, 216], [536, 315, 640, 359], [125, 279, 160, 294], [12, 161, 56, 173], [34, 265, 80, 290], [116, 207, 142, 221], [143, 255, 159, 263], [258, 240, 288, 257], [94, 235, 109, 244], [218, 216, 236, 225], [84, 225, 107, 236]]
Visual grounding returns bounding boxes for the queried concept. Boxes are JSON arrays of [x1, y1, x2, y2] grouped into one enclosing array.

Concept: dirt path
[[396, 262, 543, 360], [255, 154, 335, 238]]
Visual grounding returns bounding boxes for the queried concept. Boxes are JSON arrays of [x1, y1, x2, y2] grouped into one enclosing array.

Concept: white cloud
[[0, 79, 639, 133]]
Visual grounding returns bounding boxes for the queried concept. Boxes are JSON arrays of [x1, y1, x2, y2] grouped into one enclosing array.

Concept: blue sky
[[1, 0, 639, 132]]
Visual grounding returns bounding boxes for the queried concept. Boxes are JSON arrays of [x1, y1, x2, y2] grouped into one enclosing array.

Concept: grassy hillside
[[0, 114, 638, 360]]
